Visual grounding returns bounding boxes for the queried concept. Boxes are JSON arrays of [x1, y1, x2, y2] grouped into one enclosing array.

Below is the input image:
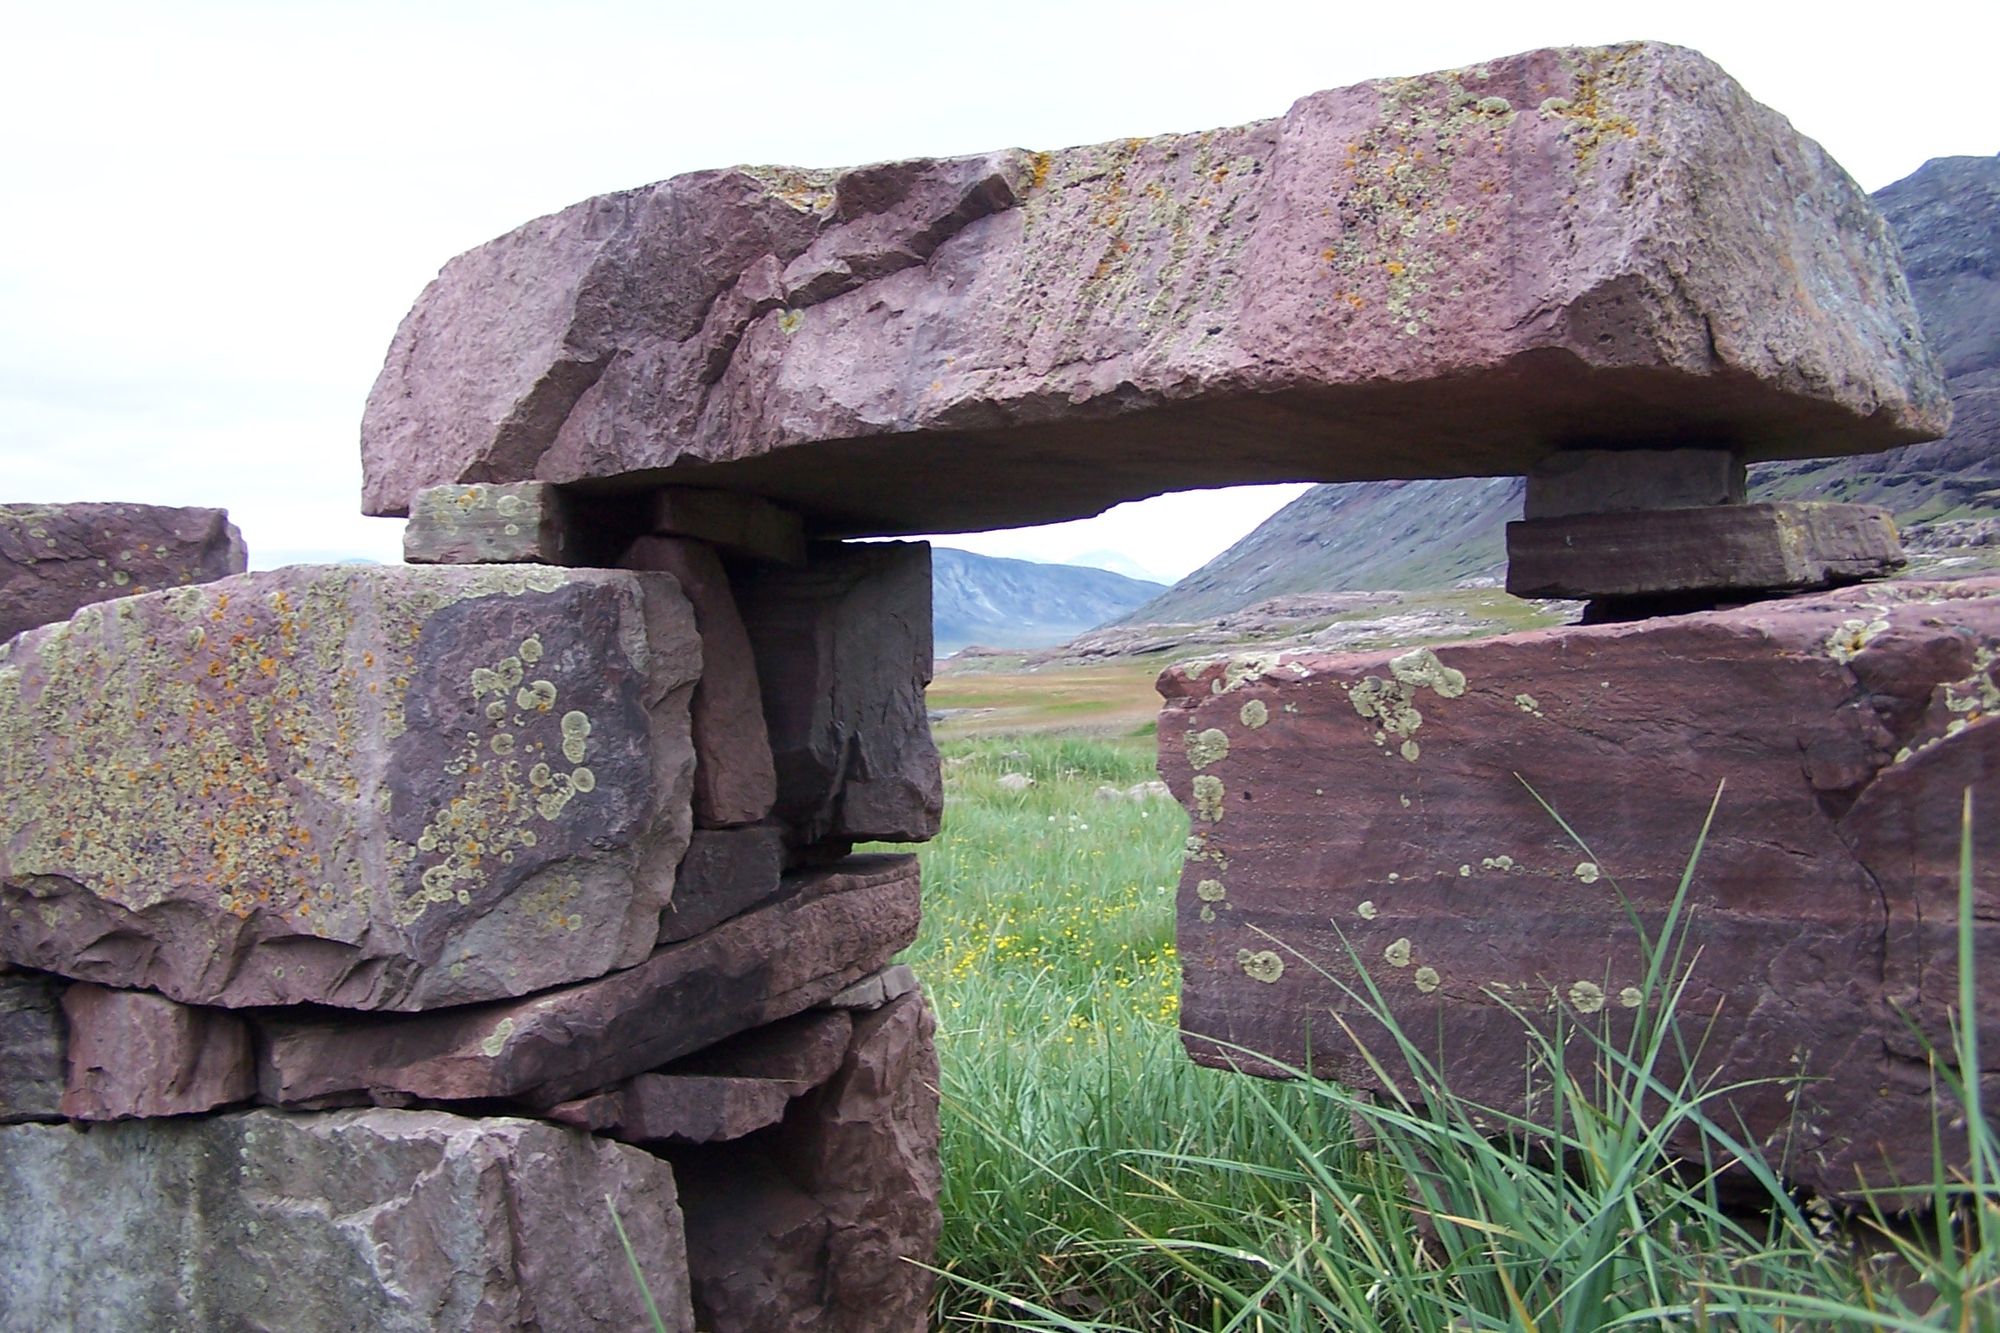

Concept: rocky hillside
[[932, 547, 1164, 654], [1126, 155, 1999, 626]]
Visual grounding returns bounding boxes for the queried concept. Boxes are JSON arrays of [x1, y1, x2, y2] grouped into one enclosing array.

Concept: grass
[[903, 734, 2000, 1331]]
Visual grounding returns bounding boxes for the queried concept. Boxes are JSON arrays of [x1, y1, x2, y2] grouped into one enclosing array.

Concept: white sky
[[3, 1, 1993, 580]]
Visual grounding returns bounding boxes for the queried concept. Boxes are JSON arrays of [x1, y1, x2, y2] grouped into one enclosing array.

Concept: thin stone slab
[[668, 1008, 854, 1084], [825, 963, 920, 1010], [360, 43, 1946, 534], [0, 1108, 694, 1331], [1505, 501, 1904, 600], [1523, 448, 1746, 519], [1157, 578, 2000, 1202], [61, 983, 254, 1120], [0, 564, 698, 1010], [0, 973, 64, 1123], [257, 854, 922, 1108], [650, 489, 806, 566], [549, 1072, 808, 1144], [403, 481, 581, 565], [660, 823, 786, 944], [624, 535, 778, 826], [1, 502, 245, 643], [736, 542, 941, 848]]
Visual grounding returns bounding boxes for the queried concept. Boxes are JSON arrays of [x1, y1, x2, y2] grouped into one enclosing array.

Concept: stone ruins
[[2, 39, 1992, 1329]]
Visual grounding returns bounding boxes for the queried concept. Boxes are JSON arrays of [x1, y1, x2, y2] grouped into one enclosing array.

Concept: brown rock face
[[737, 541, 940, 849], [0, 1109, 694, 1331], [1, 503, 245, 643], [0, 973, 65, 1123], [673, 989, 942, 1332], [624, 535, 778, 826], [60, 984, 254, 1120], [257, 854, 923, 1108], [549, 1072, 810, 1145], [360, 43, 1945, 534], [0, 564, 698, 1010], [1159, 579, 2000, 1201], [661, 823, 787, 944]]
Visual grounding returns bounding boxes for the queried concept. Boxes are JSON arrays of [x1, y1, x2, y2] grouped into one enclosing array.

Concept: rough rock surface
[[1159, 579, 1999, 1201], [258, 855, 923, 1107], [0, 973, 65, 1123], [673, 989, 942, 1332], [668, 1007, 854, 1084], [661, 823, 786, 944], [1, 502, 245, 643], [0, 564, 698, 1011], [360, 43, 1945, 533], [737, 541, 940, 849], [1505, 501, 1905, 599], [549, 1072, 808, 1144], [60, 983, 254, 1120], [0, 1108, 693, 1331], [624, 534, 777, 825], [402, 481, 581, 565]]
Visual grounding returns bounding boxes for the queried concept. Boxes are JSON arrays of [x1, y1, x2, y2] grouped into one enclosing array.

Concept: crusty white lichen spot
[[1399, 794, 1411, 808], [1196, 878, 1227, 902], [518, 634, 543, 663], [1573, 862, 1601, 884], [1480, 855, 1514, 872], [480, 1016, 516, 1057], [1390, 647, 1466, 699], [1458, 864, 1471, 878], [560, 710, 592, 765], [1192, 774, 1225, 823], [1211, 652, 1282, 695], [1199, 904, 1216, 922], [1568, 980, 1606, 1014], [1238, 949, 1285, 983], [1239, 699, 1269, 729], [1185, 727, 1230, 770], [1619, 986, 1644, 1009], [1384, 937, 1412, 968], [1357, 899, 1379, 920], [1515, 693, 1542, 717], [1414, 966, 1440, 993]]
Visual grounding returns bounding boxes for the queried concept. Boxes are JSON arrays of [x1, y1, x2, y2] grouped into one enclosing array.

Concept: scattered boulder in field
[[0, 973, 65, 1123], [360, 44, 1945, 536], [257, 855, 923, 1108], [737, 542, 940, 849], [60, 983, 253, 1120], [1159, 578, 2000, 1203], [1, 502, 245, 643], [0, 564, 698, 1011], [673, 989, 942, 1332], [0, 1108, 694, 1331]]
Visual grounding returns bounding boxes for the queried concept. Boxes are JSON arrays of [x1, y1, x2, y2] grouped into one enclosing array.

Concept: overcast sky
[[4, 1, 1993, 580]]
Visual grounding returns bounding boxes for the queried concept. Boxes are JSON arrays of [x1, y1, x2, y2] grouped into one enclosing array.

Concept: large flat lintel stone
[[1505, 501, 1903, 600], [0, 564, 698, 1011], [1158, 577, 2000, 1203], [0, 1108, 695, 1331], [360, 43, 1947, 535], [256, 854, 923, 1109]]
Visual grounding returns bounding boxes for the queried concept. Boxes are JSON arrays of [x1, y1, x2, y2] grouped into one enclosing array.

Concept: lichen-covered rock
[[737, 542, 940, 849], [0, 1108, 694, 1331], [0, 502, 245, 643], [672, 989, 942, 1332], [59, 983, 255, 1120], [1159, 578, 2000, 1202], [0, 564, 698, 1011], [361, 43, 1946, 535], [257, 855, 922, 1108], [0, 973, 65, 1123], [402, 481, 581, 565]]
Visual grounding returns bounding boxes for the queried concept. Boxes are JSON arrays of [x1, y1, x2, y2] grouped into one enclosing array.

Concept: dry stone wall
[[0, 495, 944, 1331]]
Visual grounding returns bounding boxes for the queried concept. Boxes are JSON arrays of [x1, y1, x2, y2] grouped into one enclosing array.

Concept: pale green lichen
[[1357, 899, 1378, 920], [776, 309, 805, 335], [1348, 647, 1466, 764], [1619, 986, 1644, 1009], [1191, 774, 1225, 823], [1515, 693, 1542, 716], [1238, 949, 1284, 983], [1239, 699, 1269, 729], [480, 1016, 516, 1057], [1184, 727, 1230, 770], [1574, 862, 1601, 884], [1480, 855, 1514, 871], [1384, 937, 1413, 968], [1196, 878, 1227, 902], [1414, 965, 1441, 993], [1211, 652, 1281, 694], [1568, 980, 1606, 1014], [1823, 615, 1890, 664]]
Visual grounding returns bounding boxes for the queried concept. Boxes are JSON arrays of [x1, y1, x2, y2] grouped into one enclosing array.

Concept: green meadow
[[896, 701, 2000, 1330]]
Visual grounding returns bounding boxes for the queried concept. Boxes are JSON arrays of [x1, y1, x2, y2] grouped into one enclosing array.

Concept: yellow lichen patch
[[1237, 949, 1284, 983], [1191, 774, 1225, 823], [1239, 698, 1269, 729], [1823, 615, 1890, 664], [1184, 727, 1230, 770]]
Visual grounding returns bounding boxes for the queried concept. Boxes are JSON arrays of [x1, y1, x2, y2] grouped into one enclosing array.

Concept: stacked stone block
[[0, 492, 943, 1331]]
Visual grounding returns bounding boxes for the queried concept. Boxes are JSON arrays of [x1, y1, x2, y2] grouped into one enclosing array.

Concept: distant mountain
[[1064, 548, 1171, 584], [932, 547, 1165, 655], [1126, 155, 2000, 626]]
